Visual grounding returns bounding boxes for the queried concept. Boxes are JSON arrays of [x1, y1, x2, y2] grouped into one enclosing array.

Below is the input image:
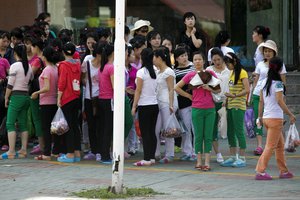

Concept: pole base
[[108, 185, 127, 194]]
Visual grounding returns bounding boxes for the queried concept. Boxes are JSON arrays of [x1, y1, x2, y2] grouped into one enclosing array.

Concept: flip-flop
[[202, 165, 211, 171], [17, 151, 27, 158], [34, 155, 51, 161], [195, 165, 203, 170], [0, 152, 17, 160]]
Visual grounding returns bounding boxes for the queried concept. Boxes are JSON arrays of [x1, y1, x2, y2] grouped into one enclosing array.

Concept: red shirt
[[58, 59, 81, 106]]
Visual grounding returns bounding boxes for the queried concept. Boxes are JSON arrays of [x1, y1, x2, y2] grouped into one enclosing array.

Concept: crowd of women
[[0, 11, 297, 180]]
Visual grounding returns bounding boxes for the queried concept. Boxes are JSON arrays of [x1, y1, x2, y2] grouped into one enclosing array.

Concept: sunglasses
[[139, 28, 149, 33]]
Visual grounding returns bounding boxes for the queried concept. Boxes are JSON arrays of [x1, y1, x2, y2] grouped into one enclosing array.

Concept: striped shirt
[[174, 64, 194, 109], [227, 69, 248, 110]]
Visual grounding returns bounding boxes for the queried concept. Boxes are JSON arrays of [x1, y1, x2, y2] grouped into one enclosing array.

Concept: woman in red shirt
[[57, 42, 81, 163]]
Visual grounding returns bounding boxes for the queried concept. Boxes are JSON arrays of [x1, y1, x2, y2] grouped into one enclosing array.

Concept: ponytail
[[14, 43, 29, 76], [100, 43, 114, 72]]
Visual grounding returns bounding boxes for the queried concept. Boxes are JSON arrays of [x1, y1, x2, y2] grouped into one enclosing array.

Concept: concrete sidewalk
[[0, 134, 300, 200]]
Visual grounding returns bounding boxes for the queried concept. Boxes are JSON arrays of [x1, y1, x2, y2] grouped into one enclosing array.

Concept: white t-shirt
[[262, 80, 284, 119], [136, 67, 158, 106], [253, 46, 264, 66], [206, 65, 230, 101], [253, 61, 287, 96], [81, 60, 99, 99], [207, 46, 234, 62], [156, 67, 178, 109], [83, 55, 94, 63]]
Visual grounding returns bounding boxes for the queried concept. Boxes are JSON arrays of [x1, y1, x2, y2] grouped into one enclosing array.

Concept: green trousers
[[124, 95, 133, 139], [30, 98, 43, 137], [227, 108, 246, 149], [192, 107, 215, 154], [252, 95, 263, 136], [6, 95, 30, 132]]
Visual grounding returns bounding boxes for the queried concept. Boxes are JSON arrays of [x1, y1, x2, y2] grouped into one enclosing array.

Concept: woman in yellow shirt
[[221, 52, 250, 168]]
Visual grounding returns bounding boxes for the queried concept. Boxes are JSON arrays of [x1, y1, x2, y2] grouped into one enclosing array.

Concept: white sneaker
[[133, 160, 152, 166], [216, 153, 224, 163], [95, 153, 101, 162]]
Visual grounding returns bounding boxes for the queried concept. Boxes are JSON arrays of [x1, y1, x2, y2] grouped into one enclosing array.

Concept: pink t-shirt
[[28, 55, 38, 65], [31, 56, 45, 77], [0, 58, 10, 79], [127, 66, 137, 90], [39, 65, 58, 105], [182, 70, 216, 109], [98, 63, 114, 99]]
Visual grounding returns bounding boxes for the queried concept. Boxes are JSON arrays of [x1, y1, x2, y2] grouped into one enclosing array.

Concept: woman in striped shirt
[[221, 52, 250, 168]]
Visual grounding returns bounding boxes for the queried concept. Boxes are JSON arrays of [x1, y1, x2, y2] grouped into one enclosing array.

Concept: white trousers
[[178, 106, 194, 156], [155, 106, 175, 158]]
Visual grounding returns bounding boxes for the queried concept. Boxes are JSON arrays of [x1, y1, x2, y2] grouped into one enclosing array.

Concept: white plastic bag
[[176, 113, 188, 135], [284, 124, 300, 152], [161, 113, 183, 138], [217, 107, 227, 139], [50, 108, 69, 135]]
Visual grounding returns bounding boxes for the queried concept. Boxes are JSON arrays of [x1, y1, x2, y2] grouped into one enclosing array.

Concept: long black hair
[[263, 57, 284, 96], [141, 48, 156, 79], [100, 43, 114, 72], [214, 31, 230, 48], [224, 52, 243, 85], [43, 46, 63, 65], [210, 47, 224, 61], [14, 43, 29, 76], [130, 35, 146, 50], [253, 25, 271, 40], [153, 46, 171, 67], [146, 30, 161, 49]]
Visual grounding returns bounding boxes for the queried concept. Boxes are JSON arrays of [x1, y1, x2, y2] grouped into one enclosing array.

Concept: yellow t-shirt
[[227, 69, 248, 110]]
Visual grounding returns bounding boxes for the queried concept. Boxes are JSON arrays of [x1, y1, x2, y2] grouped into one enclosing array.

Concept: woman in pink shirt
[[29, 37, 46, 155], [98, 43, 114, 164], [175, 51, 220, 171], [31, 46, 62, 160]]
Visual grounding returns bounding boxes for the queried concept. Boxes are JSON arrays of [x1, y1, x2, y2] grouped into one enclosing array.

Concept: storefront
[[0, 0, 297, 69], [17, 0, 297, 70]]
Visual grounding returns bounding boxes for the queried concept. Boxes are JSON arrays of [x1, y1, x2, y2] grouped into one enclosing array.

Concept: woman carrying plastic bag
[[255, 57, 296, 180]]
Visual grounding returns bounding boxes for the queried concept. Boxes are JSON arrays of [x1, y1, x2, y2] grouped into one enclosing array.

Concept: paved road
[[0, 133, 299, 200], [1, 114, 300, 200]]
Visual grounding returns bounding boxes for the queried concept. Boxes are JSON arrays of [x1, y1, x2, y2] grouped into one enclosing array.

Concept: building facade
[[0, 0, 298, 70]]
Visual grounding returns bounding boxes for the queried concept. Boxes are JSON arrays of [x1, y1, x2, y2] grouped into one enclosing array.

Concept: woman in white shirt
[[206, 48, 230, 163], [252, 40, 286, 155], [207, 31, 234, 65], [255, 57, 295, 180], [81, 42, 102, 161], [252, 26, 271, 67], [153, 46, 178, 164], [2, 44, 33, 159], [131, 48, 159, 166]]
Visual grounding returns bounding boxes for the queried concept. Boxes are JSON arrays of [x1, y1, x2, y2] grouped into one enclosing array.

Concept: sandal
[[34, 155, 51, 161], [0, 152, 17, 160], [17, 151, 27, 158], [202, 165, 211, 171], [195, 165, 203, 170]]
